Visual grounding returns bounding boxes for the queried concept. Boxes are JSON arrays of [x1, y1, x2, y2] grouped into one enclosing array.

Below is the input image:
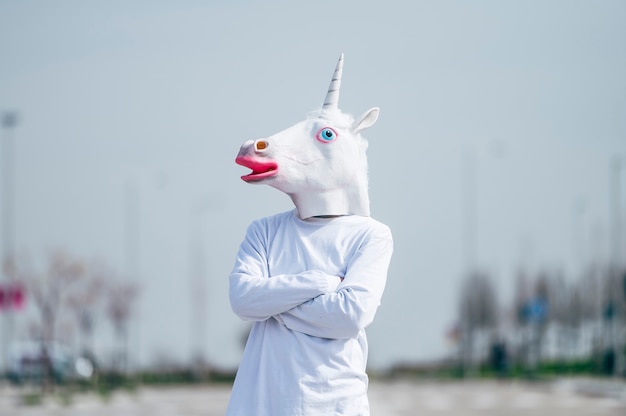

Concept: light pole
[[610, 156, 623, 269], [188, 195, 220, 376], [462, 147, 478, 274], [461, 141, 507, 275], [460, 147, 477, 376], [459, 141, 508, 376], [608, 156, 625, 377], [123, 176, 140, 375], [1, 111, 18, 375], [571, 197, 587, 274], [123, 170, 167, 375]]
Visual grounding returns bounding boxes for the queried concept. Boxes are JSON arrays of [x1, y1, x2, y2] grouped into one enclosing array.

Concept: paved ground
[[1, 378, 625, 415]]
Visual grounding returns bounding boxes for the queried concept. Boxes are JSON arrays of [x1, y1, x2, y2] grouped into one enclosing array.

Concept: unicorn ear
[[353, 107, 380, 134]]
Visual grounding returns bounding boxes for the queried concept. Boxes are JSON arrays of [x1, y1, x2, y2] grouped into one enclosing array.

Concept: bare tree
[[458, 271, 498, 372], [578, 265, 604, 322], [5, 250, 85, 391], [541, 271, 571, 357], [568, 284, 588, 354], [601, 265, 626, 374], [511, 269, 551, 372], [106, 280, 138, 373], [65, 261, 108, 365]]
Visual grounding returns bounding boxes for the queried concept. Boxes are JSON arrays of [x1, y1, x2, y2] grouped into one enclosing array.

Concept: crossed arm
[[229, 223, 393, 340]]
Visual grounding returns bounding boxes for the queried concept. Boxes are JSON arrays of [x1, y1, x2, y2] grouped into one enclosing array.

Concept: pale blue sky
[[1, 0, 625, 370]]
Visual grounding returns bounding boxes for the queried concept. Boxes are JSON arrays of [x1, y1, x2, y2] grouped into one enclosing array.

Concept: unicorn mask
[[236, 54, 379, 219]]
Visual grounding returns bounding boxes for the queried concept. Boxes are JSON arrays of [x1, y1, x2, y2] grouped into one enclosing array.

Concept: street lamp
[[188, 194, 221, 376], [1, 111, 19, 374], [610, 156, 624, 269], [608, 156, 625, 377], [123, 170, 167, 374]]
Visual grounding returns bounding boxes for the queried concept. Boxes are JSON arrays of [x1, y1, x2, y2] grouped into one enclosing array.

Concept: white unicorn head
[[236, 54, 379, 219]]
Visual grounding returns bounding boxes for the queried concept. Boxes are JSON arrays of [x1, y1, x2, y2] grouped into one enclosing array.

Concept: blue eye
[[316, 127, 337, 143]]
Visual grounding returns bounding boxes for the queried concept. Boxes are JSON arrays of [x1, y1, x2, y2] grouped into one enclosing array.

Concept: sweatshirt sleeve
[[229, 221, 341, 322], [276, 223, 393, 339]]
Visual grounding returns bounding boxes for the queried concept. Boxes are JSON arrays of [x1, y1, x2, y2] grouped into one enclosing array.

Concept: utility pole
[[462, 147, 478, 274], [189, 208, 207, 374], [124, 176, 140, 375], [609, 156, 624, 377], [188, 195, 218, 377], [610, 156, 623, 269], [1, 111, 18, 375], [460, 147, 478, 377]]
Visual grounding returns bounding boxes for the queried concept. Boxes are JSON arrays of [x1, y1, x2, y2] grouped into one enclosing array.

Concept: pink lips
[[235, 156, 279, 182]]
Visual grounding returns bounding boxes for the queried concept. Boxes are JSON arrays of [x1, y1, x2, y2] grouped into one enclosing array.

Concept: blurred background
[[0, 0, 625, 394]]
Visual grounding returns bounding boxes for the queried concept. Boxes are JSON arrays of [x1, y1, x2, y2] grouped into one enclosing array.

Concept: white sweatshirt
[[226, 210, 393, 416]]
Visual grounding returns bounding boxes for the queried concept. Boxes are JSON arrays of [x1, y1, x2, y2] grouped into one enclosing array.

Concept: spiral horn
[[321, 53, 344, 112]]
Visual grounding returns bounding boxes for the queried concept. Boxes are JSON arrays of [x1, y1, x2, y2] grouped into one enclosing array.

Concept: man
[[227, 54, 393, 416]]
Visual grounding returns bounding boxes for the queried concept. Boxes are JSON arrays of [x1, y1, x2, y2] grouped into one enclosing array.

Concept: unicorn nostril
[[255, 139, 269, 152]]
